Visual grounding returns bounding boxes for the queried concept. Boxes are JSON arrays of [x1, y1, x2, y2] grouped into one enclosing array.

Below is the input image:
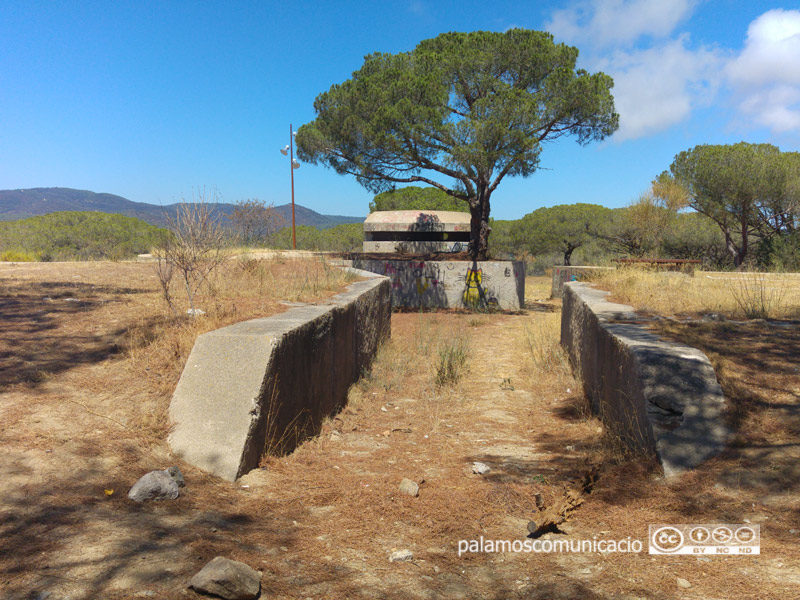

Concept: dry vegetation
[[588, 267, 800, 320], [0, 256, 356, 436], [1, 266, 798, 599]]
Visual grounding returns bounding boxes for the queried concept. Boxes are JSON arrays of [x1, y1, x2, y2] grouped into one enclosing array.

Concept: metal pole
[[290, 123, 296, 250]]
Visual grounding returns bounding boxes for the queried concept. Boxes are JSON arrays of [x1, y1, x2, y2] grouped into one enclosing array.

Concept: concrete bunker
[[363, 210, 471, 254], [352, 210, 524, 310]]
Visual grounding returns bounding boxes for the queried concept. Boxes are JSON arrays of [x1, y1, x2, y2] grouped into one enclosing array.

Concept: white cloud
[[544, 0, 720, 140], [599, 36, 724, 140], [546, 0, 697, 48], [726, 9, 800, 134]]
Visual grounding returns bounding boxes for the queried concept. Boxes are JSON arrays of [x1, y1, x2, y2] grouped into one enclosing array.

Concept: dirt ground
[[1, 262, 798, 599]]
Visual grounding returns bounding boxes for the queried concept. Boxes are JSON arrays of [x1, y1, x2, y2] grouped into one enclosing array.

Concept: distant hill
[[0, 187, 364, 230]]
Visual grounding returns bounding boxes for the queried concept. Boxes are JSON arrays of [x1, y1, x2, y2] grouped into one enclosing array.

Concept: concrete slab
[[168, 268, 391, 481], [561, 282, 729, 476], [551, 266, 612, 298], [363, 210, 471, 233]]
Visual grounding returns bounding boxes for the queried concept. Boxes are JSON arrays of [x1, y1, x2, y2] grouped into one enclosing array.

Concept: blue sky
[[1, 1, 798, 219]]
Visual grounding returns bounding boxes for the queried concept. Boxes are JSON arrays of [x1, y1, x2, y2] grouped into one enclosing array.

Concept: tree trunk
[[469, 187, 491, 260], [564, 244, 576, 266], [738, 215, 749, 268]]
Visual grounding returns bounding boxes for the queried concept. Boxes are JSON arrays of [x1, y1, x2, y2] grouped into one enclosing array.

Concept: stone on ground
[[472, 462, 491, 475], [389, 549, 414, 563], [128, 469, 181, 502], [398, 478, 419, 497], [188, 556, 262, 600]]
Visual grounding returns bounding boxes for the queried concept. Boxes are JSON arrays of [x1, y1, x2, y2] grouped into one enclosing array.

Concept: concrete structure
[[168, 268, 391, 481], [363, 210, 471, 254], [350, 258, 524, 310], [551, 266, 612, 298], [561, 282, 729, 476]]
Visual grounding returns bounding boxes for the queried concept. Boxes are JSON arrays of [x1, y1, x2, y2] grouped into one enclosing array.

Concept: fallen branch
[[527, 465, 599, 537]]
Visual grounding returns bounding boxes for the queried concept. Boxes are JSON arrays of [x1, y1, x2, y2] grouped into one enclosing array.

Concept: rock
[[398, 478, 419, 497], [187, 308, 206, 316], [128, 469, 181, 502], [189, 556, 262, 600], [702, 312, 726, 322], [134, 592, 156, 598], [472, 462, 491, 475], [166, 466, 186, 487], [676, 577, 691, 589], [389, 549, 413, 563]]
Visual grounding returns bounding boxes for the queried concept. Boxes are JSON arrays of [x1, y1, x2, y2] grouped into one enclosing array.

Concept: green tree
[[662, 212, 728, 267], [296, 29, 618, 260], [517, 203, 610, 265], [666, 142, 799, 267], [369, 186, 468, 213]]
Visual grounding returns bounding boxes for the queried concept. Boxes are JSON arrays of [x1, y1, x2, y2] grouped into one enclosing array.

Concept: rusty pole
[[290, 123, 296, 250]]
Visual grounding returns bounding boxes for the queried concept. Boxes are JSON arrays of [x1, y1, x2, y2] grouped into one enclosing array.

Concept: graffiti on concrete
[[352, 259, 522, 309], [462, 268, 483, 308]]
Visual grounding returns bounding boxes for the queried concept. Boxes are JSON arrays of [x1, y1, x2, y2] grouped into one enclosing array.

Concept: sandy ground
[[1, 265, 798, 599]]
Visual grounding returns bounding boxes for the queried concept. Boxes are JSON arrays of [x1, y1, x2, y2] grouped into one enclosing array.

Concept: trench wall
[[561, 282, 729, 476], [168, 268, 392, 481]]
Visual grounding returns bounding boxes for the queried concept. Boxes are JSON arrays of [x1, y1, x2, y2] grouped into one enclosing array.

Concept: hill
[[0, 188, 364, 230]]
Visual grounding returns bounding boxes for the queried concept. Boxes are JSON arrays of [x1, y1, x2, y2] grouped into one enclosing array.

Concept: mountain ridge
[[0, 187, 364, 229]]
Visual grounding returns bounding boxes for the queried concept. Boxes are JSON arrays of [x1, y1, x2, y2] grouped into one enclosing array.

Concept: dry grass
[[2, 268, 799, 599], [433, 334, 470, 387], [587, 267, 800, 319], [0, 256, 357, 442]]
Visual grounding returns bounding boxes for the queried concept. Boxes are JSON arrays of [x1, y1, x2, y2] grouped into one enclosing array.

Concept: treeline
[[491, 204, 733, 271], [268, 223, 363, 252], [0, 211, 170, 261]]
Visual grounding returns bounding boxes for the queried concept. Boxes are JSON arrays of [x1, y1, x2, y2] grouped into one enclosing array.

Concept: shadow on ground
[[0, 281, 150, 387]]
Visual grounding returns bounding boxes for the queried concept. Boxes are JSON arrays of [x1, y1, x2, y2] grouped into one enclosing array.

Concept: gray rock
[[166, 466, 186, 487], [472, 462, 491, 475], [677, 577, 691, 589], [189, 556, 262, 600], [389, 549, 414, 562], [701, 312, 726, 322], [398, 478, 419, 497], [128, 470, 181, 502]]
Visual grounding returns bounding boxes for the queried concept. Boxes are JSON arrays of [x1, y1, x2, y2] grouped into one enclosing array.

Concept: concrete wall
[[168, 268, 392, 481], [551, 266, 612, 298], [363, 240, 470, 254], [350, 259, 525, 310], [561, 282, 729, 476]]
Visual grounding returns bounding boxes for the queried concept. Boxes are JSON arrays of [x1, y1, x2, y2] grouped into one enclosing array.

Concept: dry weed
[[433, 334, 470, 387], [588, 268, 800, 319], [124, 255, 359, 439]]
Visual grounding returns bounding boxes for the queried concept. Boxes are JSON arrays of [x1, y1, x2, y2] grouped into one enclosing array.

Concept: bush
[[0, 249, 38, 262], [0, 212, 169, 261]]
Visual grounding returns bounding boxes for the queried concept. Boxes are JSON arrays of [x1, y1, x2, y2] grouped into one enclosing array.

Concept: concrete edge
[[561, 282, 730, 476], [168, 266, 391, 481]]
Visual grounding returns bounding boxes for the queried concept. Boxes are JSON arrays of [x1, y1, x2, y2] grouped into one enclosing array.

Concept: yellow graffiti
[[416, 277, 430, 295], [462, 268, 483, 308]]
